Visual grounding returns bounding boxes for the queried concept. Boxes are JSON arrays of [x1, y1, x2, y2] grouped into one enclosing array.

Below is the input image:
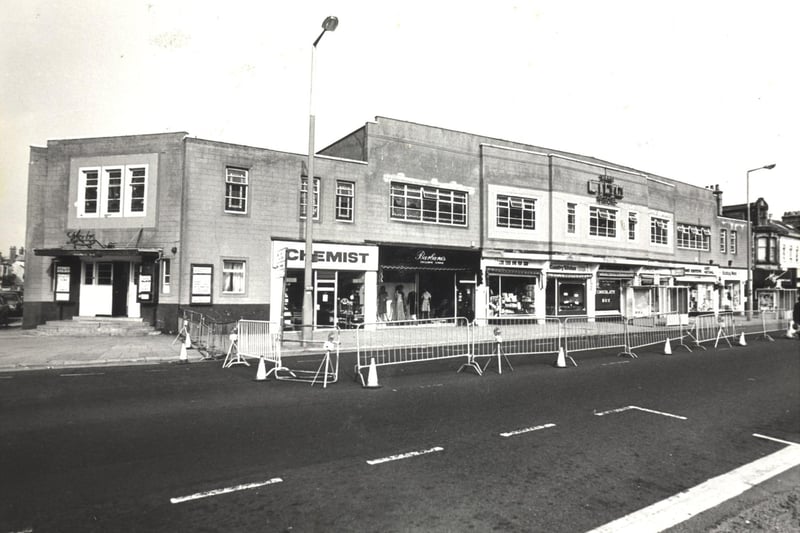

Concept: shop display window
[[488, 275, 537, 316]]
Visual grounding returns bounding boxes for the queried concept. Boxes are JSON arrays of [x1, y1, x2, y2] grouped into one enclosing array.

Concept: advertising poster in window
[[191, 264, 213, 305], [595, 279, 621, 311], [138, 274, 152, 302], [55, 265, 71, 302]]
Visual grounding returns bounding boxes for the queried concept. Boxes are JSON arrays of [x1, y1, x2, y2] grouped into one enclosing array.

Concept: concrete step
[[35, 318, 160, 336]]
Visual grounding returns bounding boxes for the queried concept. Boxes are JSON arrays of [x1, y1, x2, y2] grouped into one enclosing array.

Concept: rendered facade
[[24, 117, 750, 330]]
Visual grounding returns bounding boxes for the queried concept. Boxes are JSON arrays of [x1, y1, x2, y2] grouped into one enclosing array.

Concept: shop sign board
[[55, 264, 71, 302], [190, 264, 213, 305], [273, 241, 378, 271]]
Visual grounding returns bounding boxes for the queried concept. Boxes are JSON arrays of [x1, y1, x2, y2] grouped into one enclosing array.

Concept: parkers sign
[[272, 240, 379, 271]]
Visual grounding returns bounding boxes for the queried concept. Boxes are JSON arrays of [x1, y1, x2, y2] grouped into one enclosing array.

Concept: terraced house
[[24, 117, 749, 330]]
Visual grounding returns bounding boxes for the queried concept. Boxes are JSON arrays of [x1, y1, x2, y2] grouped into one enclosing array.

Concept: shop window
[[335, 180, 354, 222], [720, 229, 728, 253], [567, 203, 576, 234], [650, 217, 669, 245], [488, 275, 537, 316], [496, 195, 535, 230], [390, 182, 467, 226], [677, 224, 711, 251], [225, 167, 248, 214], [300, 177, 320, 220], [222, 260, 246, 294], [589, 206, 617, 238], [161, 259, 171, 294]]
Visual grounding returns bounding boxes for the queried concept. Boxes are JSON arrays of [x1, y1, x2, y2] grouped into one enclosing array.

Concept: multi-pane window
[[628, 212, 638, 240], [335, 180, 354, 222], [589, 206, 617, 238], [730, 231, 738, 254], [225, 167, 248, 214], [390, 182, 467, 226], [78, 165, 148, 218], [567, 203, 576, 234], [97, 263, 113, 285], [300, 177, 320, 220], [651, 217, 669, 245], [161, 259, 171, 294], [222, 260, 246, 294], [720, 229, 728, 253], [496, 195, 535, 230], [677, 224, 711, 250]]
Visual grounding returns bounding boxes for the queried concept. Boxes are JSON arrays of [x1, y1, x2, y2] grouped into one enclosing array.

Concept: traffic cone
[[663, 338, 672, 355], [179, 343, 189, 363], [184, 331, 191, 349], [365, 358, 381, 388], [785, 321, 797, 339], [738, 332, 747, 346], [255, 357, 267, 381], [553, 346, 567, 368]]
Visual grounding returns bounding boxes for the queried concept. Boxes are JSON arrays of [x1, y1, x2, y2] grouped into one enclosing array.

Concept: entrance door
[[112, 262, 129, 317], [315, 271, 336, 328]]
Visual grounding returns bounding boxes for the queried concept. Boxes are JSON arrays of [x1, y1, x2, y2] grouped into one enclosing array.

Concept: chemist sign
[[273, 241, 378, 271]]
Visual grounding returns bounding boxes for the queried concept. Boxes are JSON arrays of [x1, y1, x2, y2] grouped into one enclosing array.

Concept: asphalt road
[[0, 339, 798, 532]]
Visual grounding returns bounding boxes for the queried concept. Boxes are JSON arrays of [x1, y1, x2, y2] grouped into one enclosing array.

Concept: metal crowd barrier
[[626, 312, 687, 354], [178, 309, 238, 359], [758, 310, 787, 342], [355, 317, 472, 386], [563, 316, 632, 361], [683, 312, 737, 349], [467, 317, 561, 374]]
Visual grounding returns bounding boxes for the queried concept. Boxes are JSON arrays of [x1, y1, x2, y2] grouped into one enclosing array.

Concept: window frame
[[676, 224, 711, 251], [390, 182, 468, 227], [161, 258, 171, 294], [496, 194, 536, 230], [78, 167, 101, 218], [720, 229, 728, 253], [300, 177, 320, 220], [221, 259, 246, 295], [567, 203, 576, 234], [125, 166, 148, 217], [650, 217, 670, 246], [730, 231, 738, 254], [589, 206, 617, 238], [628, 211, 638, 241], [224, 167, 249, 214], [335, 180, 355, 222]]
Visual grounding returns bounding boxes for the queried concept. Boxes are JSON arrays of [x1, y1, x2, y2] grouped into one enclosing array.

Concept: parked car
[[0, 294, 9, 326], [1, 291, 22, 317]]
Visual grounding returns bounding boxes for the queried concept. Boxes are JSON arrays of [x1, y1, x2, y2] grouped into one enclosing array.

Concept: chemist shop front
[[378, 245, 481, 322], [270, 241, 379, 330]]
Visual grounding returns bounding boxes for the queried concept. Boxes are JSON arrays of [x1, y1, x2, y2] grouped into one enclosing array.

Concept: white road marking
[[59, 372, 105, 377], [753, 433, 800, 446], [601, 361, 631, 366], [500, 423, 556, 438], [594, 405, 687, 420], [170, 477, 283, 504], [587, 437, 800, 533], [0, 375, 13, 379], [367, 446, 444, 465]]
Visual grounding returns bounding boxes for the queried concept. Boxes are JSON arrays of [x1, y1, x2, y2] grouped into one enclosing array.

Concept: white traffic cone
[[785, 321, 797, 339], [553, 346, 567, 368], [664, 338, 672, 355], [738, 332, 747, 346], [365, 358, 381, 388], [179, 343, 189, 363], [255, 357, 267, 381], [184, 331, 191, 349]]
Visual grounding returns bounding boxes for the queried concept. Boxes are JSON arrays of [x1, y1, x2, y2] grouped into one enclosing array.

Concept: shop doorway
[[111, 262, 129, 317], [315, 271, 336, 328]]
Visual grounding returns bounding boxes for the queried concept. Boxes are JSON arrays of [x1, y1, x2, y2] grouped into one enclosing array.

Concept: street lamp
[[302, 16, 338, 342], [745, 163, 776, 321]]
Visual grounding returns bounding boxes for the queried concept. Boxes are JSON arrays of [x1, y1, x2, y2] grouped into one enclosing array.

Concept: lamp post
[[302, 16, 338, 342], [745, 163, 776, 321]]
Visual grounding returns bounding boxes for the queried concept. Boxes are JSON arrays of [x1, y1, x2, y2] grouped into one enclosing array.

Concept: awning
[[380, 264, 474, 272], [547, 271, 593, 279], [597, 269, 635, 280], [486, 267, 541, 277], [34, 247, 162, 257]]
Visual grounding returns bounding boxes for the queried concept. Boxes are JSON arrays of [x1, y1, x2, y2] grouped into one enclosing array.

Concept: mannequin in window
[[420, 289, 432, 319], [378, 286, 389, 321], [394, 285, 407, 321]]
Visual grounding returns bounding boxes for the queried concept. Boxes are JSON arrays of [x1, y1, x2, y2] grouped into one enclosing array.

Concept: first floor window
[[128, 167, 147, 214], [225, 167, 248, 214], [628, 212, 638, 240], [78, 164, 149, 218], [300, 177, 320, 220], [103, 167, 123, 216], [80, 169, 100, 216], [677, 224, 711, 250], [161, 259, 171, 294], [651, 217, 669, 245], [730, 231, 738, 254], [335, 180, 354, 221], [720, 229, 728, 253], [567, 203, 576, 233], [589, 206, 617, 238], [222, 260, 246, 294], [390, 182, 467, 226], [496, 194, 536, 230]]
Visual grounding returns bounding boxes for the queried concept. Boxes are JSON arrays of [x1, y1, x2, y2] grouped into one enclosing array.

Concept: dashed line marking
[[59, 372, 105, 377], [0, 375, 13, 379], [594, 405, 687, 420], [601, 361, 631, 366], [367, 446, 444, 465], [500, 422, 556, 438], [170, 477, 283, 504]]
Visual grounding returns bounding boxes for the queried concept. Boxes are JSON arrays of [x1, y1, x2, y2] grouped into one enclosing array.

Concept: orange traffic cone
[[179, 343, 189, 364], [365, 358, 381, 388], [738, 332, 747, 346], [553, 346, 567, 368], [255, 357, 267, 381], [663, 338, 672, 355]]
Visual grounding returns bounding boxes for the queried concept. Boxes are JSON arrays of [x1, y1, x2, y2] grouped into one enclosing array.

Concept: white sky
[[1, 0, 797, 255]]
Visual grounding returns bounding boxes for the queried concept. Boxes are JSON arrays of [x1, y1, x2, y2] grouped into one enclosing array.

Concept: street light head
[[322, 16, 339, 32], [764, 164, 776, 170]]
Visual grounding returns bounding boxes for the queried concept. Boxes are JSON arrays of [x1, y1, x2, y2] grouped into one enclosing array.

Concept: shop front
[[595, 267, 635, 316], [675, 266, 719, 314], [545, 264, 594, 317], [378, 245, 480, 323], [482, 256, 546, 321], [270, 241, 379, 330], [718, 268, 746, 313], [629, 268, 679, 317]]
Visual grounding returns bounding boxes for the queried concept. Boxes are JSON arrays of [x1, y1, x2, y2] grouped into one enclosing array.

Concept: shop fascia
[[273, 240, 379, 272]]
